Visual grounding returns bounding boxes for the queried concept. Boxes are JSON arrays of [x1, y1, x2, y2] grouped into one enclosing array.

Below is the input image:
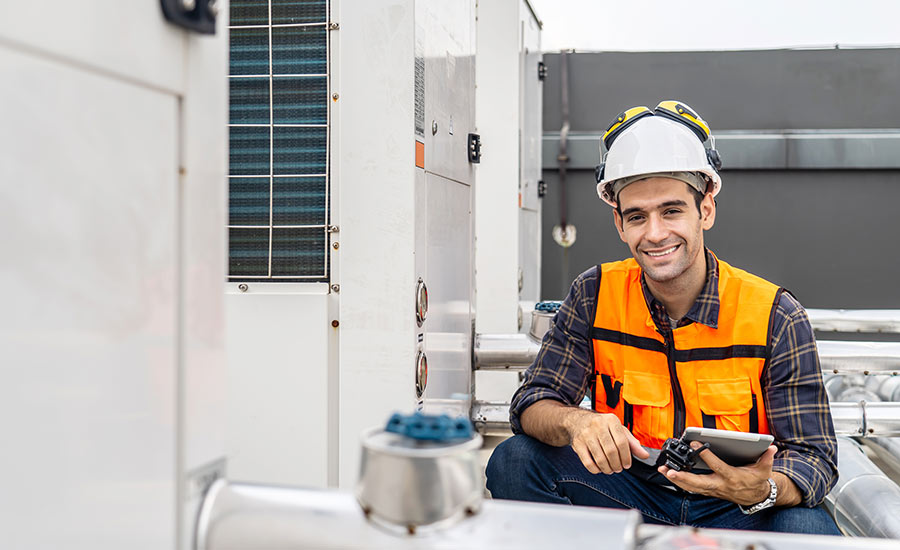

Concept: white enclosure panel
[[474, 0, 523, 334], [181, 28, 228, 550], [519, 208, 541, 305], [0, 47, 179, 550], [337, 0, 418, 488], [519, 1, 543, 214], [225, 290, 330, 488], [420, 0, 477, 186], [0, 1, 186, 95], [519, 2, 543, 304], [182, 34, 228, 472], [421, 173, 474, 416], [475, 370, 522, 403]]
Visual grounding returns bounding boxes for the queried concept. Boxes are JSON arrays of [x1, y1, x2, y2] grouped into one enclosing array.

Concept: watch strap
[[739, 477, 777, 515]]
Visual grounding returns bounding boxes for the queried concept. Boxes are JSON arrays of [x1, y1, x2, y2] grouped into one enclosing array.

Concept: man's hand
[[658, 442, 779, 506], [566, 411, 650, 474], [519, 400, 649, 475]]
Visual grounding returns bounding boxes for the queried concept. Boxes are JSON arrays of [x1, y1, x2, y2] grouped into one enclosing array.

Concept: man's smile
[[643, 244, 680, 258]]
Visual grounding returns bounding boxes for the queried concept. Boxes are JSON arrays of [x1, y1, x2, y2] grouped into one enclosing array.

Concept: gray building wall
[[540, 49, 900, 308]]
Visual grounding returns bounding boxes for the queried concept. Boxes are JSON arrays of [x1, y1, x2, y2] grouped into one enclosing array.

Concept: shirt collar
[[640, 248, 720, 330]]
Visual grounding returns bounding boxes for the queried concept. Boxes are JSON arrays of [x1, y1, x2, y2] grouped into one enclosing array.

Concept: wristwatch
[[739, 478, 777, 515]]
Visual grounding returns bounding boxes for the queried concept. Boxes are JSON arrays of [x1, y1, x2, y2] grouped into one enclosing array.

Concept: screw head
[[332, 320, 340, 328], [329, 22, 340, 30], [333, 242, 340, 249], [331, 284, 340, 293], [332, 93, 339, 100], [237, 283, 248, 292]]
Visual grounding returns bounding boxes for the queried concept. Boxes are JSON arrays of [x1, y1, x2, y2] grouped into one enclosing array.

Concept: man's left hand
[[658, 442, 776, 506]]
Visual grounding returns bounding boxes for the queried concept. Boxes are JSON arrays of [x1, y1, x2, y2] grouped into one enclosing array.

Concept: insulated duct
[[827, 437, 900, 538]]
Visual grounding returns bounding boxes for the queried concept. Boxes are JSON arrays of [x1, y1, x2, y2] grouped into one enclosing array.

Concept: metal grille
[[228, 0, 329, 281]]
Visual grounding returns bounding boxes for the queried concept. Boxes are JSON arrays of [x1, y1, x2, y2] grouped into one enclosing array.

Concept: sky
[[527, 0, 900, 52]]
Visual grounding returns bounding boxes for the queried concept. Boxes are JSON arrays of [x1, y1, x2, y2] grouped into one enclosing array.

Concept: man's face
[[613, 177, 715, 284]]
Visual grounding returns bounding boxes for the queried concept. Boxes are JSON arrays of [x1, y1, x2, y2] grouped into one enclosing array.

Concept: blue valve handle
[[534, 301, 563, 313], [385, 412, 474, 441]]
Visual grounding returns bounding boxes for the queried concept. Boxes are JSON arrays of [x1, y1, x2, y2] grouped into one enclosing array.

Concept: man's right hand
[[565, 411, 649, 474]]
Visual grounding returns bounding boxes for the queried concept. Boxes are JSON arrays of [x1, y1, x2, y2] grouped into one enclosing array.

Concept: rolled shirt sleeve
[[509, 267, 599, 434], [764, 291, 839, 507]]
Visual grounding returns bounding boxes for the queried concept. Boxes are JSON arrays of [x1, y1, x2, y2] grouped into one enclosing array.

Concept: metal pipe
[[475, 334, 900, 373], [196, 479, 900, 549], [817, 340, 900, 374], [807, 309, 900, 334], [474, 334, 540, 369], [859, 437, 900, 480], [813, 402, 900, 437], [196, 480, 643, 550], [827, 437, 900, 538], [474, 400, 900, 437]]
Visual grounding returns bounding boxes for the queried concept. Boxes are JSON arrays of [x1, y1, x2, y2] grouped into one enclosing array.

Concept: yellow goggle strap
[[654, 100, 711, 143], [602, 106, 652, 150]]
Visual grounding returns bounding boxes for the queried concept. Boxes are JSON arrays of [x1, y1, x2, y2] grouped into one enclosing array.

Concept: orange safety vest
[[591, 255, 781, 449]]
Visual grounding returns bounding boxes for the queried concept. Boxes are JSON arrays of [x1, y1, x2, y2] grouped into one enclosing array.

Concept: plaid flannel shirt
[[510, 249, 838, 507]]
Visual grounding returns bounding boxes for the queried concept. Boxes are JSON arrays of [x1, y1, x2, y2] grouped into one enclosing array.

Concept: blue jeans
[[486, 435, 840, 535]]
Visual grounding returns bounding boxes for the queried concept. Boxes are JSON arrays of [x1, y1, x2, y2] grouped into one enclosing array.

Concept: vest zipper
[[663, 329, 686, 438]]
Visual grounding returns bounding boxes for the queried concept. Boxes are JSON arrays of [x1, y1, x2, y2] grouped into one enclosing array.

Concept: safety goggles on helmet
[[595, 100, 723, 207]]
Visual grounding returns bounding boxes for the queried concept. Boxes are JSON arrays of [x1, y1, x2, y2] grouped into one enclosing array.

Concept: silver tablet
[[682, 427, 774, 469]]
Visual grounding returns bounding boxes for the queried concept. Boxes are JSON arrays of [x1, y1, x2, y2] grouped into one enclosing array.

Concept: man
[[486, 101, 840, 534]]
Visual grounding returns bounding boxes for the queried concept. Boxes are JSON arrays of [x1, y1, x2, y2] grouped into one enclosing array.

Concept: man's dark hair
[[615, 182, 706, 219]]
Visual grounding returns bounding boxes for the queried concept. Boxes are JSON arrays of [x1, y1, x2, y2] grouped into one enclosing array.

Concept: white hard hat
[[595, 101, 722, 207]]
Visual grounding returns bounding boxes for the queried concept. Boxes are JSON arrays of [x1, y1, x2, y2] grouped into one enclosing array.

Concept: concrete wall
[[540, 49, 900, 308]]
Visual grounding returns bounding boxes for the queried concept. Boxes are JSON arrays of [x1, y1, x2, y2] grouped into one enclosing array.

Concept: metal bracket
[[467, 133, 481, 164], [160, 0, 217, 34]]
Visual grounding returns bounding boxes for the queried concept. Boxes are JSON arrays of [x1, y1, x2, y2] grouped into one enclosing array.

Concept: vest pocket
[[697, 378, 753, 432], [622, 371, 671, 445]]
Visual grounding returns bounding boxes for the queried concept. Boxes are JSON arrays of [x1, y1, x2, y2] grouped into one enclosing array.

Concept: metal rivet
[[333, 241, 340, 249], [332, 320, 340, 328], [432, 121, 438, 135], [238, 283, 248, 292], [331, 284, 340, 293]]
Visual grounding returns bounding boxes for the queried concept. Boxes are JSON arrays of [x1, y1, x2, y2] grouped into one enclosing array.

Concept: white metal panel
[[0, 46, 179, 549], [180, 26, 229, 550], [337, 0, 419, 488], [474, 0, 523, 334], [420, 0, 477, 186], [518, 1, 542, 303], [420, 173, 473, 416], [225, 287, 330, 488], [0, 2, 187, 95]]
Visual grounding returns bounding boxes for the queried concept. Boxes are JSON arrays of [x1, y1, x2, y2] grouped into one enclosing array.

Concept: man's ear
[[700, 192, 716, 230], [613, 209, 627, 243]]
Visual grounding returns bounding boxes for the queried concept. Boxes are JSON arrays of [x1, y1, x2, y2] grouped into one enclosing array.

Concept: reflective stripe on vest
[[591, 255, 780, 450]]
